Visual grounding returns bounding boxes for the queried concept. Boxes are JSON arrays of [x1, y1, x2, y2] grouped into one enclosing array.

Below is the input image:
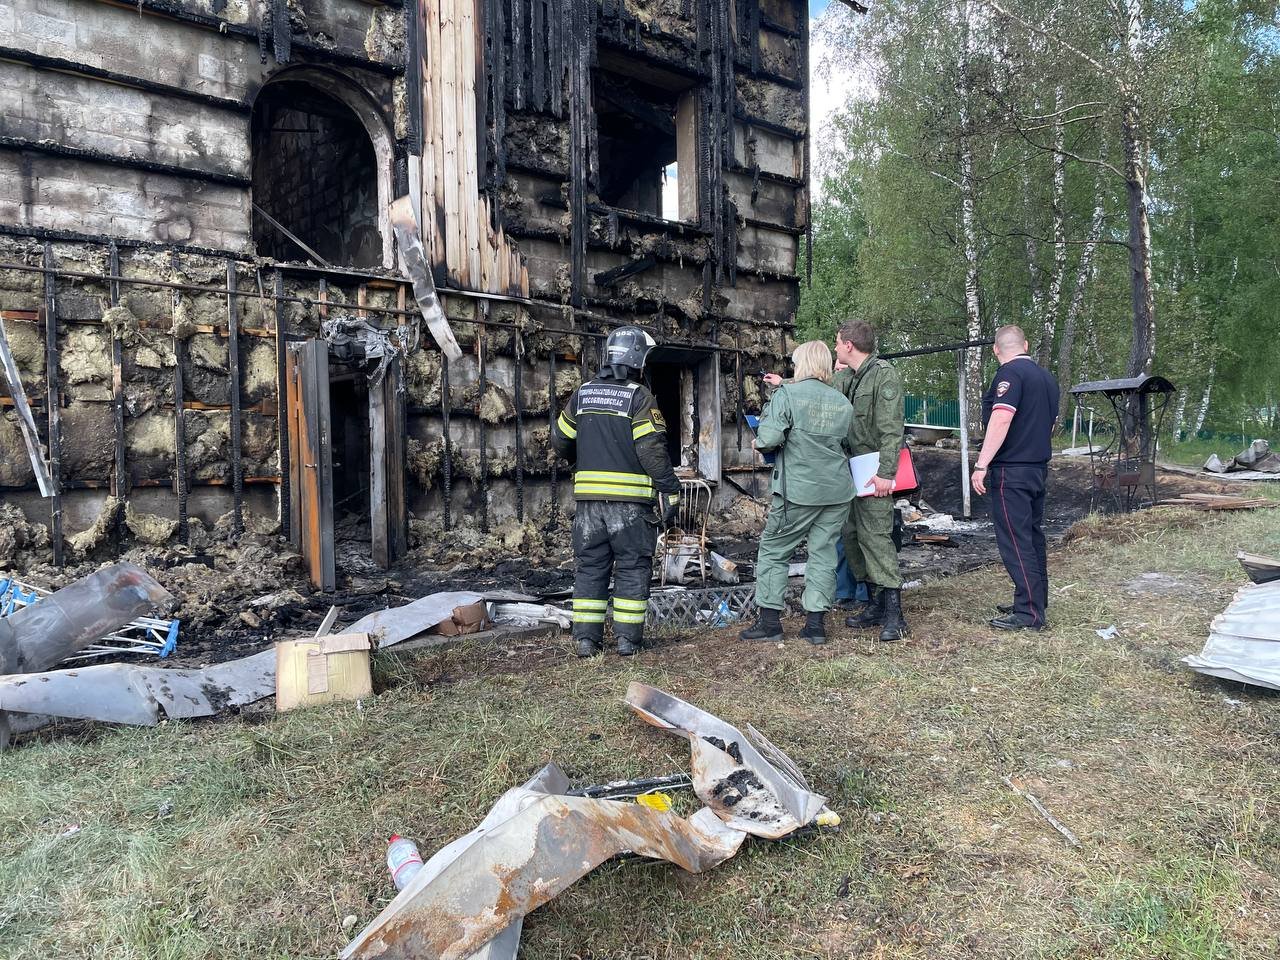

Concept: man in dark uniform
[[971, 325, 1061, 630], [551, 326, 681, 657]]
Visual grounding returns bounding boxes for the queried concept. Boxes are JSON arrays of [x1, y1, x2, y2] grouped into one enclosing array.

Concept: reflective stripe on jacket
[[551, 375, 680, 503]]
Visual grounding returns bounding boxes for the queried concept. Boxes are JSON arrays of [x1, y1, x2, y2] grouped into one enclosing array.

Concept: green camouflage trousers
[[754, 496, 849, 613]]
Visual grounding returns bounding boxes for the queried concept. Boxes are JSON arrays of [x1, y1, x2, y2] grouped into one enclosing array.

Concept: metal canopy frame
[[1070, 375, 1176, 513]]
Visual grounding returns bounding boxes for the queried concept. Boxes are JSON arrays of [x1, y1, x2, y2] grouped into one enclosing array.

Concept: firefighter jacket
[[551, 372, 681, 504]]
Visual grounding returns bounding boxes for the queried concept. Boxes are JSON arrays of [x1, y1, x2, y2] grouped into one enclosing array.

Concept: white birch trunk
[[1055, 179, 1104, 421], [1039, 84, 1068, 366], [960, 0, 983, 427]]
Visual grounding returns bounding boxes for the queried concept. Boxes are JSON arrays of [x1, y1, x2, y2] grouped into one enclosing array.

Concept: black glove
[[659, 492, 680, 528]]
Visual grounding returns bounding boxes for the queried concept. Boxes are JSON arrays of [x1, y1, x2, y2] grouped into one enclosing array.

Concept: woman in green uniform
[[741, 341, 855, 645]]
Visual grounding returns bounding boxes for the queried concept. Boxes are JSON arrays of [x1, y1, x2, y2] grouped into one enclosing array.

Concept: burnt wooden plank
[[108, 243, 128, 502], [42, 244, 63, 566], [274, 270, 291, 539], [226, 260, 244, 536]]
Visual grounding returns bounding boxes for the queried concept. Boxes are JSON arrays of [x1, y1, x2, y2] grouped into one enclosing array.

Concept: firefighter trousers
[[571, 500, 657, 648]]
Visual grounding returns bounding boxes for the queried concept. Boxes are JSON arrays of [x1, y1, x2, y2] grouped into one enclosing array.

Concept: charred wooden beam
[[476, 305, 490, 534], [547, 350, 559, 527], [0, 136, 251, 188], [592, 255, 657, 288], [41, 245, 63, 567], [513, 326, 525, 521], [0, 45, 250, 113], [273, 270, 290, 540], [439, 351, 453, 531], [107, 243, 128, 504], [226, 260, 244, 536]]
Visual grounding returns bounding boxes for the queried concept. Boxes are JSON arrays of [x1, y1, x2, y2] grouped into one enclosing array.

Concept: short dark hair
[[837, 319, 875, 353]]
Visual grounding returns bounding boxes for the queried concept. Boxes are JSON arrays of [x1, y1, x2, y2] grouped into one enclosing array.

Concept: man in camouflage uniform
[[551, 326, 680, 657], [833, 319, 908, 641]]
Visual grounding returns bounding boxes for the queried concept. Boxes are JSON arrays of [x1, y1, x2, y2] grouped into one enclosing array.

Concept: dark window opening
[[251, 82, 383, 267], [329, 368, 371, 536], [592, 60, 698, 222]]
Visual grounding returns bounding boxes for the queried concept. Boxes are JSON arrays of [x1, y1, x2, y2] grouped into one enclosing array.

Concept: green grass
[[2, 508, 1280, 958]]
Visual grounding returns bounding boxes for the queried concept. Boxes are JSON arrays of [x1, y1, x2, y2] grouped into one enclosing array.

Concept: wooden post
[[227, 260, 244, 536], [958, 347, 972, 519], [42, 244, 63, 566], [108, 243, 127, 503], [274, 271, 290, 539]]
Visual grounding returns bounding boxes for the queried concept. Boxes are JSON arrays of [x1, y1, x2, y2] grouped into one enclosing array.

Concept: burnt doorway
[[251, 81, 384, 267], [286, 338, 407, 592], [328, 366, 372, 538], [644, 346, 721, 480]]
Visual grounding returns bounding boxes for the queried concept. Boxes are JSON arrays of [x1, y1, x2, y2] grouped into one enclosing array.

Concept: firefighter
[[551, 326, 681, 657]]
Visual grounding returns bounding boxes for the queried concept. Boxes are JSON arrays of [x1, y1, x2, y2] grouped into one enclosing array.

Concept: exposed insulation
[[101, 304, 142, 346], [0, 413, 37, 486], [59, 325, 112, 401], [125, 503, 178, 546], [68, 496, 122, 557], [61, 400, 115, 477], [0, 503, 49, 566]]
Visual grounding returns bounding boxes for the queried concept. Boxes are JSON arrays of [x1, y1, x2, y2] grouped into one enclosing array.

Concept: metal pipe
[[251, 202, 332, 267]]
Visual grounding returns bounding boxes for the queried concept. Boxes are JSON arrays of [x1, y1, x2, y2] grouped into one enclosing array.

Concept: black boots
[[615, 630, 644, 657], [845, 589, 885, 628], [575, 633, 603, 657], [799, 611, 827, 646], [740, 606, 784, 642], [879, 588, 907, 642]]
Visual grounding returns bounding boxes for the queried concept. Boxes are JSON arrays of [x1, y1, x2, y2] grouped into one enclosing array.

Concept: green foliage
[[803, 0, 1280, 431]]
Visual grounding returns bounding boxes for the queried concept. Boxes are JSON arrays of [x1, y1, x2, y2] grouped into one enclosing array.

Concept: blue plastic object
[[744, 415, 776, 465]]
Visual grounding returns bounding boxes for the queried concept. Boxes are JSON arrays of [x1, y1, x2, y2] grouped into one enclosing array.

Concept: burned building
[[0, 0, 812, 587]]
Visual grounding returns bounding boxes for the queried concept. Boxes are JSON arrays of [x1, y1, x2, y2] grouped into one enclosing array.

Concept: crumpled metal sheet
[[625, 681, 828, 838], [1183, 581, 1280, 690], [341, 793, 745, 960], [341, 685, 830, 960], [347, 764, 571, 960], [389, 195, 462, 362], [0, 649, 276, 726], [347, 592, 483, 649]]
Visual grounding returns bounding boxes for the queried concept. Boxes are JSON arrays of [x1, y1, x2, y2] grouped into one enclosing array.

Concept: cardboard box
[[429, 601, 490, 636], [275, 632, 373, 712]]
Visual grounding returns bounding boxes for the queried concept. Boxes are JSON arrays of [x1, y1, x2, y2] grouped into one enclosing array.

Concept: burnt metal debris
[[341, 683, 833, 960]]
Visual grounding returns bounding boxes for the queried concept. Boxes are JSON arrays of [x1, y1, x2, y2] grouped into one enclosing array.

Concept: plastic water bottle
[[386, 835, 423, 891]]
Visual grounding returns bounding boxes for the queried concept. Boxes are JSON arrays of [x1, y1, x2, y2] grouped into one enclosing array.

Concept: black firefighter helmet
[[601, 326, 657, 377]]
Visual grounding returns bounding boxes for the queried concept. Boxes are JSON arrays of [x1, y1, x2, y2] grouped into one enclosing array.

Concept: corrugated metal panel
[[1184, 581, 1280, 689]]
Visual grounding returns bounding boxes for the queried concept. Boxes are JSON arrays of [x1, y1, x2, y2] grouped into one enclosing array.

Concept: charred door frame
[[286, 340, 336, 592], [370, 358, 408, 567]]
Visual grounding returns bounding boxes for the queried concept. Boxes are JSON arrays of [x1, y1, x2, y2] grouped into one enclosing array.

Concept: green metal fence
[[904, 395, 961, 428]]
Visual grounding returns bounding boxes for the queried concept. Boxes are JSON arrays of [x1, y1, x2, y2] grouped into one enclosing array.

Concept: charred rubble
[[0, 0, 811, 585]]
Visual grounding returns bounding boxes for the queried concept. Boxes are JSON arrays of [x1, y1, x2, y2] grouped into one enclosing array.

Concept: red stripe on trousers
[[998, 469, 1040, 626]]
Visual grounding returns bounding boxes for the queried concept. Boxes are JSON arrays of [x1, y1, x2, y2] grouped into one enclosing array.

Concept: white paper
[[849, 452, 881, 498]]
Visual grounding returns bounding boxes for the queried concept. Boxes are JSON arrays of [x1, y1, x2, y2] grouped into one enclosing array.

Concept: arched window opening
[[251, 81, 383, 268]]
